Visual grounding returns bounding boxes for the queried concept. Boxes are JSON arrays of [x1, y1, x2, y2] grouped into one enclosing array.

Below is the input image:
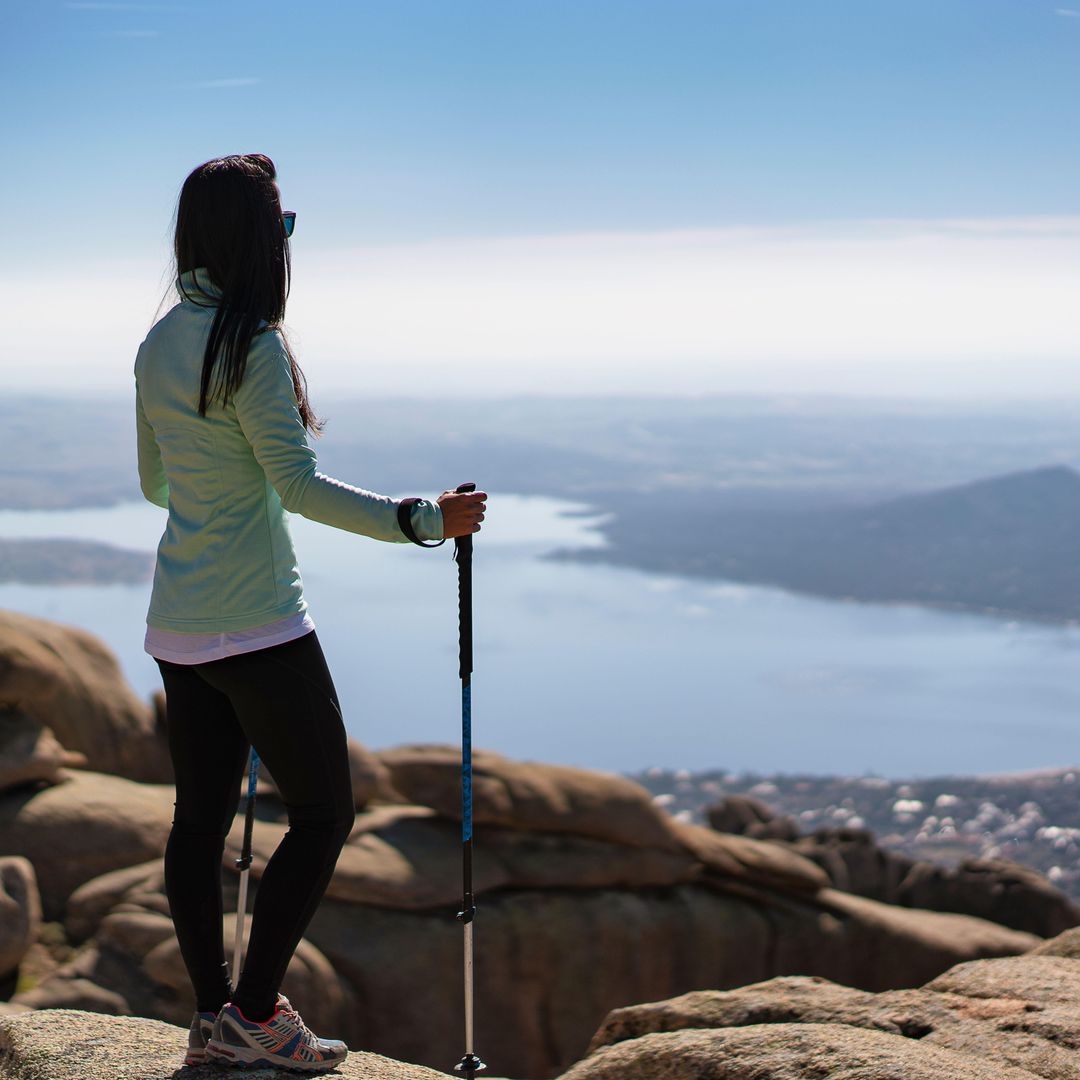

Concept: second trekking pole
[[232, 747, 259, 982], [452, 481, 485, 1078]]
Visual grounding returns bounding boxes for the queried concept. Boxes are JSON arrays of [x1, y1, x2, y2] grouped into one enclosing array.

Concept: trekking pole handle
[[453, 483, 475, 680], [452, 483, 476, 555]]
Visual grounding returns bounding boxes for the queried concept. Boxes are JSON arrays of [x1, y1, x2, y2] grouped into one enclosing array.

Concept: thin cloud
[[65, 2, 178, 9], [277, 215, 1080, 398], [184, 77, 262, 89], [1055, 7, 1080, 15], [97, 28, 160, 37], [7, 216, 1080, 399]]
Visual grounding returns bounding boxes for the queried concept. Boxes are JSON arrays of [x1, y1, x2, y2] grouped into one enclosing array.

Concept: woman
[[135, 153, 487, 1071]]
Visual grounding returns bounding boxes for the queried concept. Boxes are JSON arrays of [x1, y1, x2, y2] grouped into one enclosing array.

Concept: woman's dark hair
[[173, 153, 323, 436]]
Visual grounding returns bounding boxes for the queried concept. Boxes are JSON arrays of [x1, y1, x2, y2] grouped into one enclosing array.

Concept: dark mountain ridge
[[555, 465, 1080, 622]]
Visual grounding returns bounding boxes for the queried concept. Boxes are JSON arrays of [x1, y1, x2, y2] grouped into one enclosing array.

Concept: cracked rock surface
[[571, 942, 1080, 1079]]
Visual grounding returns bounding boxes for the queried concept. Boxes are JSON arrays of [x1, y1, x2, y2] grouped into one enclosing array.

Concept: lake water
[[3, 496, 1080, 778]]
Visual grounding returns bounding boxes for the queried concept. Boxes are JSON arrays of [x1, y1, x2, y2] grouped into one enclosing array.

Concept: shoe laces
[[277, 996, 318, 1043]]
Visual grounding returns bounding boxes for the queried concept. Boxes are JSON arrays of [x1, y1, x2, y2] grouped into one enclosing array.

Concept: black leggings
[[155, 629, 355, 1019]]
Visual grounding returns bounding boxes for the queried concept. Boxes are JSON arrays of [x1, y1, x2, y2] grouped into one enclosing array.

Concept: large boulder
[[0, 610, 170, 783], [0, 770, 174, 920], [0, 1008, 480, 1080], [223, 804, 703, 910], [257, 737, 392, 811], [377, 743, 684, 850], [14, 903, 353, 1041], [896, 854, 1080, 938], [0, 857, 41, 978], [301, 879, 1035, 1079], [707, 793, 801, 841], [65, 859, 165, 943], [667, 817, 827, 894], [788, 828, 1080, 938], [559, 1023, 1045, 1079], [924, 950, 1080, 1003], [13, 976, 130, 1015], [145, 912, 351, 1033], [218, 798, 827, 913], [1027, 924, 1080, 958], [0, 710, 86, 796], [708, 795, 1080, 937], [579, 939, 1080, 1079], [806, 887, 1039, 989]]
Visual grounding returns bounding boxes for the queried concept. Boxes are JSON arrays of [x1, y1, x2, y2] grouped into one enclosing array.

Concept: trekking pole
[[452, 481, 485, 1078], [232, 747, 259, 982]]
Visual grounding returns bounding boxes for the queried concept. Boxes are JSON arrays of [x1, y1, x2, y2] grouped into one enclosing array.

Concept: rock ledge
[[0, 1008, 508, 1080]]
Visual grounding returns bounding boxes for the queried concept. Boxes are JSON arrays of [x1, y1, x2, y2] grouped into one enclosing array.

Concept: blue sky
[[4, 2, 1080, 396]]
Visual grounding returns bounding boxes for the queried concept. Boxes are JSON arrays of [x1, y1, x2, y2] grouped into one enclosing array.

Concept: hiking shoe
[[184, 1008, 219, 1066], [205, 993, 348, 1072]]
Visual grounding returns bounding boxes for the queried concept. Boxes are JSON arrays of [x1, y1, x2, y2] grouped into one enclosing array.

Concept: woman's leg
[[156, 657, 251, 1015], [190, 630, 356, 1021]]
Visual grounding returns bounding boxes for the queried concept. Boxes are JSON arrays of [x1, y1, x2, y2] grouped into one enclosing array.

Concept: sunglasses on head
[[282, 211, 296, 238]]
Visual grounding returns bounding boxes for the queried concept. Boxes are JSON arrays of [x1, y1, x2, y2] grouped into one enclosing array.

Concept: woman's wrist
[[397, 497, 445, 547]]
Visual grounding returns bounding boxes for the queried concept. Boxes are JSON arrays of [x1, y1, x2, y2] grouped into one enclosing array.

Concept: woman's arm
[[135, 384, 170, 509], [233, 329, 442, 543]]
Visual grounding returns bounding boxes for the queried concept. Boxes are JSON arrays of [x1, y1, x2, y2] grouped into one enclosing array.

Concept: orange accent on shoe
[[231, 1002, 284, 1024]]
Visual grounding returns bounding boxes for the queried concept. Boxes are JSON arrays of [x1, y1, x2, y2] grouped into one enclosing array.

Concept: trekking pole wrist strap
[[397, 497, 447, 547]]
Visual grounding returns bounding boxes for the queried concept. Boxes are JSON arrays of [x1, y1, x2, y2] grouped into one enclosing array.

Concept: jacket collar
[[176, 266, 223, 307]]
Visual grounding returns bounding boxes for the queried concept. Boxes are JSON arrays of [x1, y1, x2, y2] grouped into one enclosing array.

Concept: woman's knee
[[168, 813, 230, 841], [285, 799, 356, 842]]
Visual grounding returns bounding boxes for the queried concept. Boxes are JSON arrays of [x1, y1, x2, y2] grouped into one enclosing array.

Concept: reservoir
[[2, 496, 1079, 778]]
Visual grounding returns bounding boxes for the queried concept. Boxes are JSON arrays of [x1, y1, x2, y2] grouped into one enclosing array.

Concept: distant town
[[631, 764, 1080, 902]]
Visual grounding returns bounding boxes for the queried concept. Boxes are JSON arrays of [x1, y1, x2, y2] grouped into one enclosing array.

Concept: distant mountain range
[[553, 465, 1080, 622], [0, 539, 153, 586], [11, 392, 1080, 511], [9, 392, 1080, 620]]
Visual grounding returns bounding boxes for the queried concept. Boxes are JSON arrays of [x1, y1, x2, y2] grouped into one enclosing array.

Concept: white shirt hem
[[146, 611, 316, 665]]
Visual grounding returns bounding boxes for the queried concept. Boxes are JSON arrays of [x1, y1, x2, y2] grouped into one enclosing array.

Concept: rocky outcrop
[[0, 610, 170, 783], [16, 942, 1080, 1080], [0, 770, 174, 920], [302, 879, 1035, 1079], [257, 737, 395, 811], [0, 1008, 492, 1079], [378, 743, 687, 850], [3, 762, 1039, 1078], [66, 859, 168, 944], [565, 1022, 1047, 1079], [1028, 924, 1080, 958], [574, 934, 1080, 1078], [16, 905, 354, 1041], [0, 710, 87, 796], [707, 794, 1080, 937], [233, 800, 789, 908], [0, 859, 40, 979], [0, 613, 1065, 1079], [707, 792, 801, 841], [887, 852, 1077, 937]]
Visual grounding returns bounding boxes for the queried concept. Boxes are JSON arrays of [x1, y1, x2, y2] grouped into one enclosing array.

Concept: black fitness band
[[397, 497, 447, 548]]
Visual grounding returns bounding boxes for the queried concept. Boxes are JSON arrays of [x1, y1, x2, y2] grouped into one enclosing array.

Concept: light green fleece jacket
[[135, 266, 443, 633]]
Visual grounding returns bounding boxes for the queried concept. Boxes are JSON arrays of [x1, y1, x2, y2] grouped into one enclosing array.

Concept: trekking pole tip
[[454, 1053, 486, 1075]]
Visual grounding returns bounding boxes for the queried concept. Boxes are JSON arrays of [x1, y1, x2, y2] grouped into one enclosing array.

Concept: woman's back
[[135, 266, 442, 634]]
